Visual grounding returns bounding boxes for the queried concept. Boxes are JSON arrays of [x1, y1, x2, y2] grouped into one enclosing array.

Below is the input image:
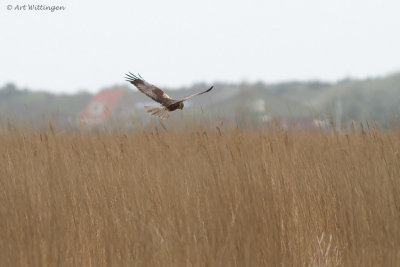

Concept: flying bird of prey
[[125, 73, 213, 119]]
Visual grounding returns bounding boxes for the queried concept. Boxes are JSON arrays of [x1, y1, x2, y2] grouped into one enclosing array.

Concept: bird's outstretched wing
[[125, 73, 173, 106], [178, 86, 214, 102]]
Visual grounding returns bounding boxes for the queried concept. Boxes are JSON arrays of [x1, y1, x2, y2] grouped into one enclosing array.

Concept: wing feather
[[125, 73, 173, 106], [178, 86, 214, 102]]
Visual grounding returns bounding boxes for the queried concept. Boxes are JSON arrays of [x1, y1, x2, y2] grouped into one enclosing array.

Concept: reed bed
[[0, 124, 399, 266]]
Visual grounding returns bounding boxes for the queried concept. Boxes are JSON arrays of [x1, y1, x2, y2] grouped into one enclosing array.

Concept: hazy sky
[[1, 0, 399, 93]]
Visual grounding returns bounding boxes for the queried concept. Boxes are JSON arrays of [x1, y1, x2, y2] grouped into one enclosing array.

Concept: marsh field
[[0, 123, 399, 266]]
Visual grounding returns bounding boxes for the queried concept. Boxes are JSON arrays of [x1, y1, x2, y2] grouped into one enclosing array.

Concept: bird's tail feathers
[[144, 106, 170, 119]]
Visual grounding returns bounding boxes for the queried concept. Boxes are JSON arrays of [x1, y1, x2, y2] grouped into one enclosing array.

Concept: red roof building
[[79, 88, 136, 126]]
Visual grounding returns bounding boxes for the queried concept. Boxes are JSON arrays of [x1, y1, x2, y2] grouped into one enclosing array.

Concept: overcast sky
[[1, 0, 399, 93]]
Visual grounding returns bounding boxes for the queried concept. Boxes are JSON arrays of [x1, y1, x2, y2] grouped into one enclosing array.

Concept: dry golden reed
[[0, 124, 399, 266]]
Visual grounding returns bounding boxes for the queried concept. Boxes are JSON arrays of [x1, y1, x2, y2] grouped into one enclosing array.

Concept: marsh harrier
[[125, 73, 213, 119]]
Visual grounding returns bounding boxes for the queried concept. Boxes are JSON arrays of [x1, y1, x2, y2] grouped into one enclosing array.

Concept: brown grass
[[0, 124, 399, 266]]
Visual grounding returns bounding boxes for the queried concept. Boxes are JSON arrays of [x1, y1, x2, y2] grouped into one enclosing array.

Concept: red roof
[[80, 89, 124, 124]]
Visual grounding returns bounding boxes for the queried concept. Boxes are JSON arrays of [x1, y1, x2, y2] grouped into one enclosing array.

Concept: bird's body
[[125, 73, 213, 119]]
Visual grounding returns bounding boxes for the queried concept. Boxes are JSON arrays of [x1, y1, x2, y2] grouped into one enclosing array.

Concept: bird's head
[[178, 102, 184, 109]]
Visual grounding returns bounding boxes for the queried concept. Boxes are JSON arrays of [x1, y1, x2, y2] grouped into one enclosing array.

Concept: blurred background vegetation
[[1, 72, 399, 128]]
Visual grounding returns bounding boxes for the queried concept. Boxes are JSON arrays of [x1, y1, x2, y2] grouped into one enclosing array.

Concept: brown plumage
[[125, 73, 213, 119]]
